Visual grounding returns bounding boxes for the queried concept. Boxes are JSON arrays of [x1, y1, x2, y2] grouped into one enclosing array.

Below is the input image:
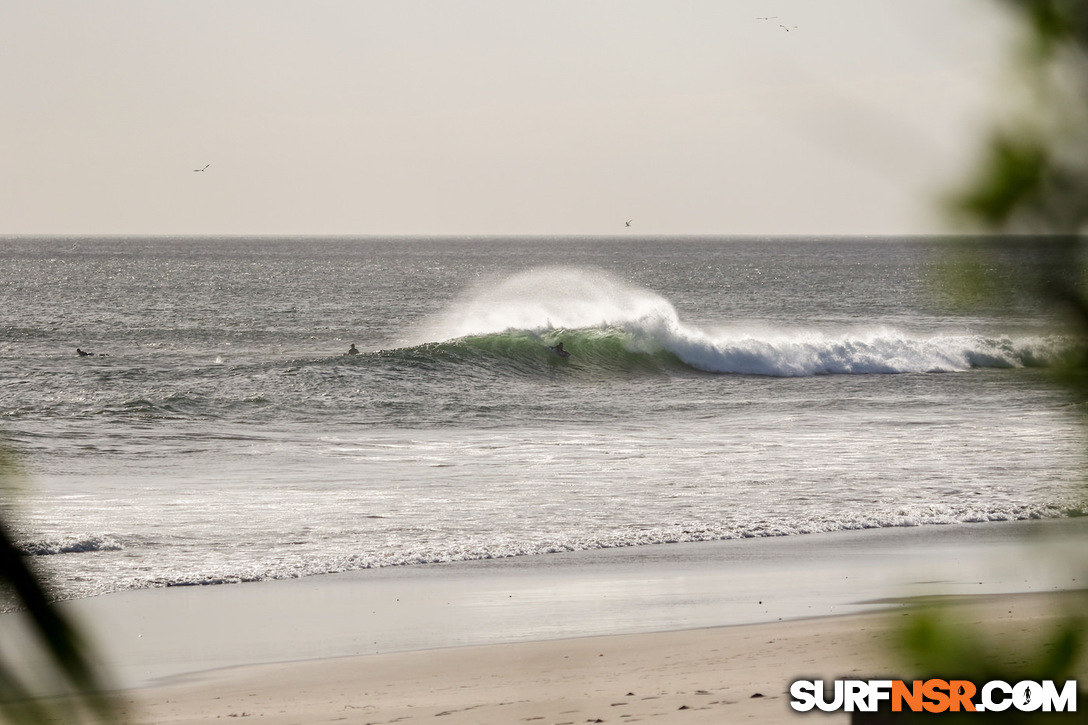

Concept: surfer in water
[[346, 344, 359, 355], [550, 341, 571, 358], [76, 348, 92, 357]]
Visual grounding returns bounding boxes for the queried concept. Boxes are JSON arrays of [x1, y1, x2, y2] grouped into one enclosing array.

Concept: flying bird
[[779, 24, 797, 31], [625, 219, 633, 227], [756, 16, 777, 20], [193, 164, 210, 172]]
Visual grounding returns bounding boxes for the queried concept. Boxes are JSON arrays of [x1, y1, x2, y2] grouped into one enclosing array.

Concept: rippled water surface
[[0, 236, 1083, 600]]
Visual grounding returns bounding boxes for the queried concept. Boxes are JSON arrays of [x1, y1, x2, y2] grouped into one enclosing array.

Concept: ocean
[[0, 236, 1084, 604]]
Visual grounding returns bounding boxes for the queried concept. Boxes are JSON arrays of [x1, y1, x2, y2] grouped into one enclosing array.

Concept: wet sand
[[115, 590, 1086, 724], [7, 518, 1087, 723]]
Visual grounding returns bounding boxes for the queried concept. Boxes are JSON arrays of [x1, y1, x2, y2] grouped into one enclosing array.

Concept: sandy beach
[[9, 518, 1088, 723], [116, 591, 1085, 725]]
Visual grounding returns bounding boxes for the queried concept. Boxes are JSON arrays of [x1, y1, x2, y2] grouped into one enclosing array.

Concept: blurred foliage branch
[[0, 446, 118, 724], [950, 1, 1088, 235], [944, 0, 1088, 399], [889, 1, 1088, 721]]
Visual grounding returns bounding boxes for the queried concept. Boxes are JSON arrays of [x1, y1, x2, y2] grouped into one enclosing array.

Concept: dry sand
[[118, 591, 1085, 725]]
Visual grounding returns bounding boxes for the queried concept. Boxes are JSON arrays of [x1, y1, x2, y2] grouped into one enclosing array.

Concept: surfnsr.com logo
[[790, 679, 1078, 714]]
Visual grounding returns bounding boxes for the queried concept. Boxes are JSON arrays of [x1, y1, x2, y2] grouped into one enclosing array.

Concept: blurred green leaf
[[952, 133, 1050, 228], [891, 0, 1088, 721], [0, 446, 119, 724]]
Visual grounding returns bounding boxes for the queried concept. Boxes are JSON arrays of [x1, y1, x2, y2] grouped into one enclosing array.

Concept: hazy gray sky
[[1, 0, 1015, 236]]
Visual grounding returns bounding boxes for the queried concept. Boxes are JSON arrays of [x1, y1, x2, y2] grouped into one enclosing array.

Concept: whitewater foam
[[657, 327, 1064, 376], [416, 267, 1066, 377], [20, 535, 124, 557]]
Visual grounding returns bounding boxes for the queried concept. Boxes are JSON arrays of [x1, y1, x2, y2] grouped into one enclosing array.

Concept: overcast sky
[[0, 1, 1016, 237]]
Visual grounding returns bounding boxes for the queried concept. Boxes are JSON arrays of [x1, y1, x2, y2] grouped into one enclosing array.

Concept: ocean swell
[[402, 267, 1066, 377]]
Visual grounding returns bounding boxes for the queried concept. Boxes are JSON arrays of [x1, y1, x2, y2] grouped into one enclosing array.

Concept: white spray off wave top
[[425, 267, 674, 338], [422, 267, 1060, 376]]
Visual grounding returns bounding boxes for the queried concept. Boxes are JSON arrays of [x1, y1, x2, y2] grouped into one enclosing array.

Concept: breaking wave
[[20, 535, 124, 556], [382, 267, 1065, 377]]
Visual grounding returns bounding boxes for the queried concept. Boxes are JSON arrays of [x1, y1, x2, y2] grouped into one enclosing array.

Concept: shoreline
[[115, 589, 1087, 725], [43, 517, 1088, 689], [4, 516, 1087, 723]]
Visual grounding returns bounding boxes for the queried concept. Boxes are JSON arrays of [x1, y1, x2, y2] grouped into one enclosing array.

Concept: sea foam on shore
[[19, 517, 1081, 691]]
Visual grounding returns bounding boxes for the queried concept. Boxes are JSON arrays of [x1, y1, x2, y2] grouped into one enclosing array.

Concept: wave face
[[403, 267, 1063, 378], [377, 327, 1061, 379]]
